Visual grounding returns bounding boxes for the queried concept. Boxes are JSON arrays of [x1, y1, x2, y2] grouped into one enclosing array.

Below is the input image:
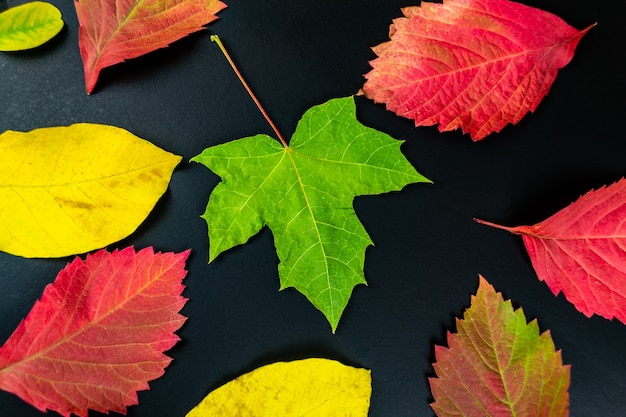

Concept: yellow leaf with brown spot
[[186, 358, 371, 417], [0, 123, 181, 258]]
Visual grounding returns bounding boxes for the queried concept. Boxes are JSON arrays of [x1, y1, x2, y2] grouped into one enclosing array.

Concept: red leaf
[[74, 0, 227, 94], [430, 276, 570, 417], [0, 246, 190, 416], [476, 179, 626, 324], [362, 0, 594, 141]]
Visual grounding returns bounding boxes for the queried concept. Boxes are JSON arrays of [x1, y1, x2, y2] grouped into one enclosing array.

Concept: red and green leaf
[[362, 0, 593, 141], [430, 276, 570, 417], [74, 0, 227, 93], [476, 179, 626, 324], [0, 246, 190, 417]]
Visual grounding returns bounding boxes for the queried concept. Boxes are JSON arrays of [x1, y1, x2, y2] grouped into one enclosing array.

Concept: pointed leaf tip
[[75, 0, 227, 93]]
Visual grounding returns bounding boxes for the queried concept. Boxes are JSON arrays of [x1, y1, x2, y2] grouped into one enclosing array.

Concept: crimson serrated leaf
[[476, 178, 626, 324], [0, 246, 190, 417], [362, 0, 594, 141]]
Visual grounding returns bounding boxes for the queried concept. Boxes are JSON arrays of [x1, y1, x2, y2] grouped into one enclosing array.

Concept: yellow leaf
[[0, 123, 181, 258], [0, 2, 63, 52], [186, 358, 372, 417]]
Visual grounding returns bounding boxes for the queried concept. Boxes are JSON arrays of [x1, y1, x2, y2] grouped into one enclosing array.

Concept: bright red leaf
[[476, 179, 626, 324], [74, 0, 227, 94], [430, 276, 570, 417], [0, 246, 190, 416], [362, 0, 594, 141]]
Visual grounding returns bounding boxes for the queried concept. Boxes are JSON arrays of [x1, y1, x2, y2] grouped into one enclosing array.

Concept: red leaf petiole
[[211, 35, 288, 148]]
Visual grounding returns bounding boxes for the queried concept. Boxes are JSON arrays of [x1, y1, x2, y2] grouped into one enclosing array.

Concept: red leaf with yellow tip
[[0, 246, 190, 417], [75, 0, 226, 93], [362, 0, 594, 141], [476, 178, 626, 324], [430, 276, 570, 417]]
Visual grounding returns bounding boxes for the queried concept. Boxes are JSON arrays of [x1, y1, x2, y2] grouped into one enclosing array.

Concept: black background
[[1, 0, 625, 416]]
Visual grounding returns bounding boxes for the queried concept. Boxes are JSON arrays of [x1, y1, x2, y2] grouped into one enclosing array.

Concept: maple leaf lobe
[[193, 96, 429, 331], [362, 0, 593, 140], [0, 246, 190, 417]]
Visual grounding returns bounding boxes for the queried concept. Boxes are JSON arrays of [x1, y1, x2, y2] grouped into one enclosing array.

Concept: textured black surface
[[1, 0, 625, 416]]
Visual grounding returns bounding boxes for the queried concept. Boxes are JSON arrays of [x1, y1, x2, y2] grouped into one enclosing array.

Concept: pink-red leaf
[[430, 276, 570, 417], [476, 179, 626, 324], [75, 0, 227, 94], [0, 246, 190, 417], [362, 0, 593, 141]]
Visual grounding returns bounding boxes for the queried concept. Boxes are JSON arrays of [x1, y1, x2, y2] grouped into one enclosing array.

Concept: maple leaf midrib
[[0, 260, 179, 377], [280, 123, 408, 316], [284, 147, 335, 321]]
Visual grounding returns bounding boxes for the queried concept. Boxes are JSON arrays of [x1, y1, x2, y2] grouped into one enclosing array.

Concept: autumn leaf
[[0, 1, 63, 51], [74, 0, 227, 94], [475, 179, 626, 324], [0, 123, 181, 258], [192, 96, 429, 332], [362, 0, 594, 141], [430, 276, 570, 417], [186, 358, 371, 417], [0, 246, 190, 417]]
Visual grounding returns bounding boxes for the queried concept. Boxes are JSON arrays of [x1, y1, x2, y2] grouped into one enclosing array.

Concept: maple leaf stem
[[211, 35, 288, 148]]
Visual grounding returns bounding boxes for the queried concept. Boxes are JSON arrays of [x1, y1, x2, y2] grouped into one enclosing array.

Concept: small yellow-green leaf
[[0, 2, 64, 51], [186, 358, 372, 417], [0, 123, 181, 258]]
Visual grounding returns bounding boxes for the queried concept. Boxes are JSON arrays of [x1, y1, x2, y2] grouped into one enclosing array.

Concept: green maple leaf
[[192, 96, 430, 331]]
